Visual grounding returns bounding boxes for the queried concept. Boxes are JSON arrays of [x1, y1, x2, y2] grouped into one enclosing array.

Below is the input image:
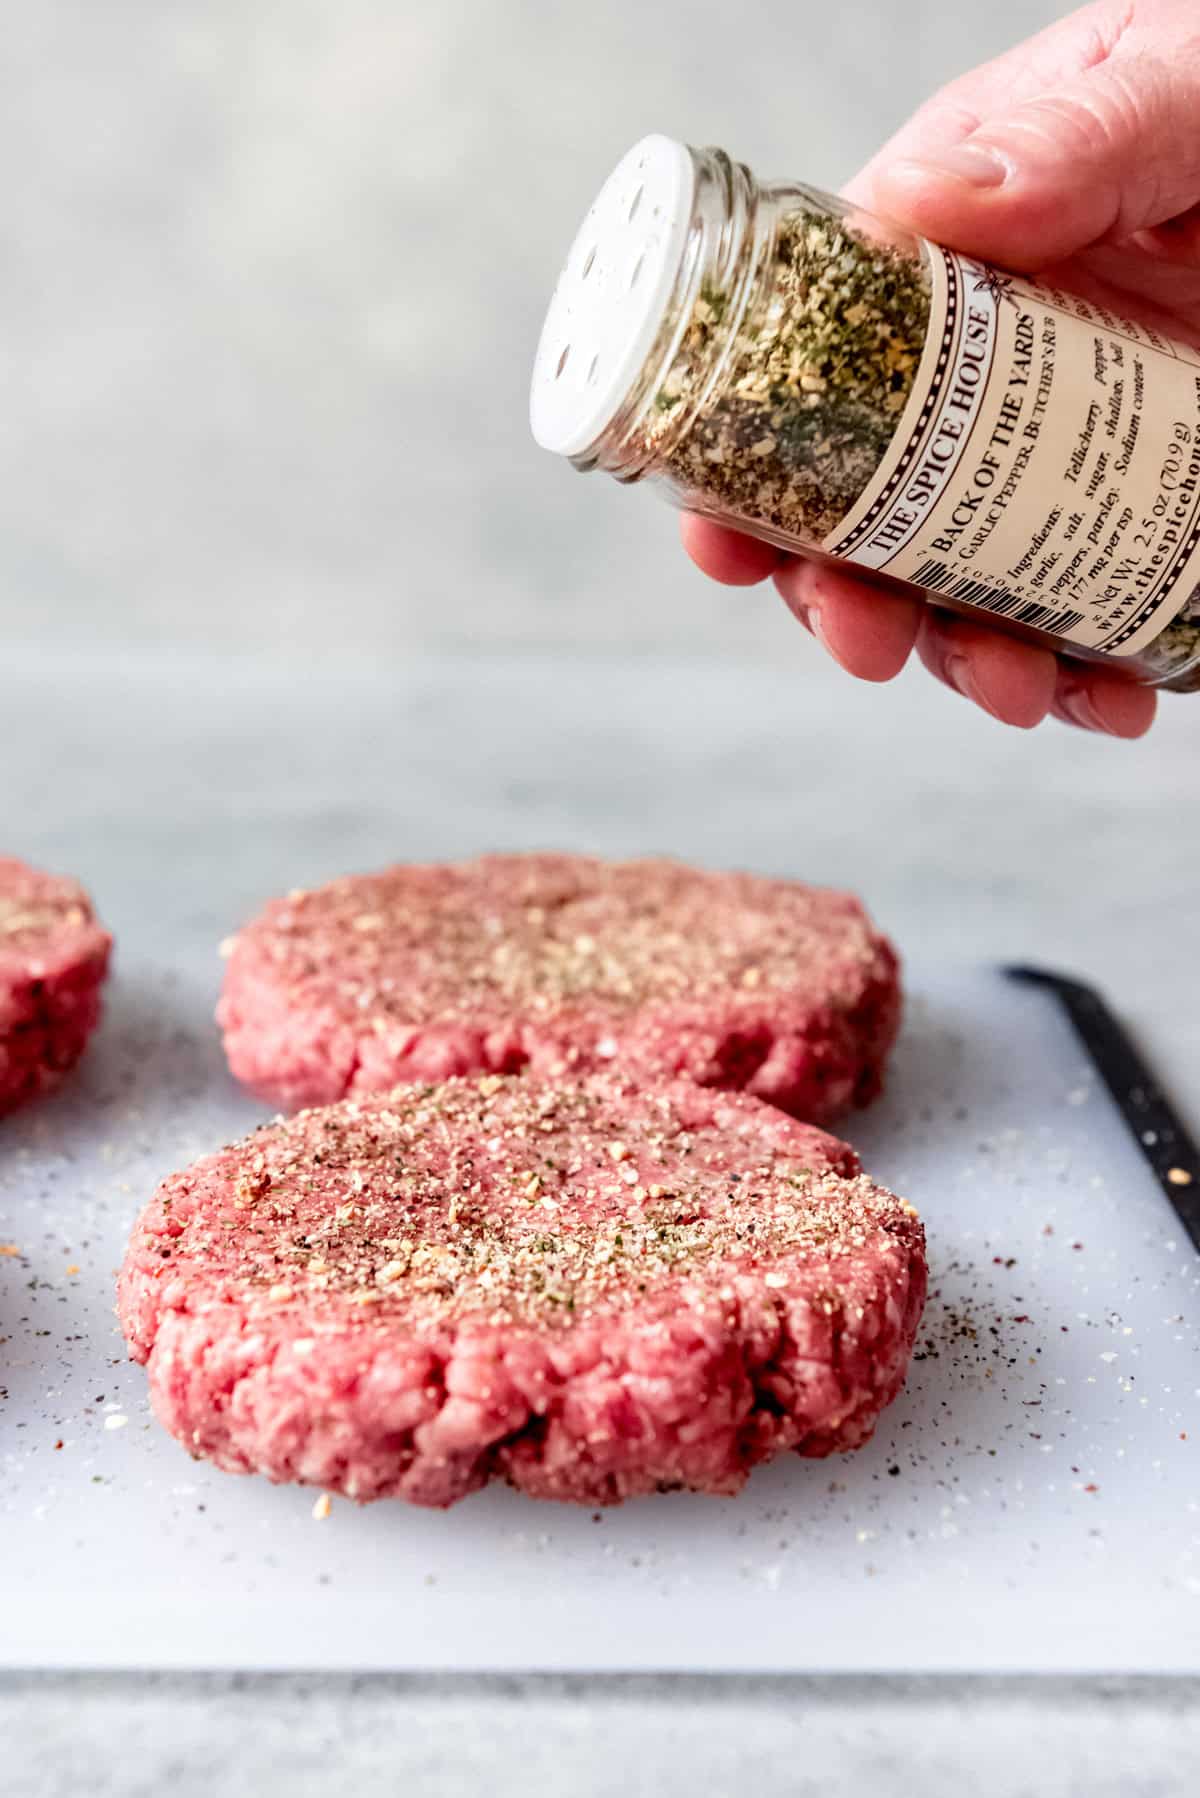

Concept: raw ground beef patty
[[0, 858, 112, 1117], [217, 854, 900, 1123], [118, 1074, 926, 1507]]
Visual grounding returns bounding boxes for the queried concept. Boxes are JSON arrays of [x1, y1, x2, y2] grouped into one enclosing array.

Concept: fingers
[[777, 555, 1156, 735], [680, 514, 782, 586], [875, 72, 1184, 270], [1050, 665, 1158, 738], [916, 611, 1059, 727], [847, 2, 1139, 210], [684, 523, 923, 688], [775, 560, 921, 683], [851, 1, 1200, 267], [683, 523, 1157, 739], [917, 610, 1157, 735], [681, 520, 921, 683]]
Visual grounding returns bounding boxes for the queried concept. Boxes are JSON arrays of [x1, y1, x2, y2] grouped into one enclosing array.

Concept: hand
[[684, 0, 1200, 737]]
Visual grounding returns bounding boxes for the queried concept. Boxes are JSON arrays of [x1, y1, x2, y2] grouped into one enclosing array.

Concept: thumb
[[871, 47, 1200, 269]]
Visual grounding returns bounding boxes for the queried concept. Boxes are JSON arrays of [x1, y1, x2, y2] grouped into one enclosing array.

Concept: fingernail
[[1056, 685, 1116, 735], [806, 608, 836, 659], [791, 600, 830, 654], [898, 142, 1009, 190], [942, 653, 973, 697], [944, 653, 1003, 722]]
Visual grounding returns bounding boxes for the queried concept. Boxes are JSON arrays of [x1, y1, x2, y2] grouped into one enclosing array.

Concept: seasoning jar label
[[824, 246, 1200, 657]]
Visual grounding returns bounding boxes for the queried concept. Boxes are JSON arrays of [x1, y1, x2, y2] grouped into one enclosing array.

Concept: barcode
[[912, 559, 1085, 638]]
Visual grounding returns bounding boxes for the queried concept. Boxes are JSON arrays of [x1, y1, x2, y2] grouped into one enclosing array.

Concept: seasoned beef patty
[[0, 857, 111, 1117], [218, 854, 900, 1123], [118, 1073, 926, 1507]]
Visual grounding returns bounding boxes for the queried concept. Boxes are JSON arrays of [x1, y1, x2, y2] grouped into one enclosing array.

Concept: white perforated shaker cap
[[530, 135, 695, 459]]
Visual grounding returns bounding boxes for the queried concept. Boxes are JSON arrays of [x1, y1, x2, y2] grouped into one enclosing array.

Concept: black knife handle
[[1005, 965, 1200, 1253]]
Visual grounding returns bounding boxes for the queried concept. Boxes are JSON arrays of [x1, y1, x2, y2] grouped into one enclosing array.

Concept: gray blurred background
[[9, 0, 1197, 1078], [3, 0, 1068, 665]]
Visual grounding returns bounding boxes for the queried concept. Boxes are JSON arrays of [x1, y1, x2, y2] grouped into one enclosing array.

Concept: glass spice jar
[[530, 136, 1200, 690]]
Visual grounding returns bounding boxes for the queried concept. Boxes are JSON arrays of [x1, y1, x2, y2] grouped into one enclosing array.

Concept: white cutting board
[[1, 957, 1198, 1673]]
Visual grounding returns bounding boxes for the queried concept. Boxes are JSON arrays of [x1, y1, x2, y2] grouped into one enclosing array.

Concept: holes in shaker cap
[[555, 344, 570, 379], [587, 354, 599, 385], [629, 253, 645, 290], [628, 185, 643, 223], [581, 245, 596, 280]]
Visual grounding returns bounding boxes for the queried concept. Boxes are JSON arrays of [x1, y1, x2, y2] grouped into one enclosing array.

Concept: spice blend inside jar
[[531, 135, 1200, 690], [645, 212, 932, 544]]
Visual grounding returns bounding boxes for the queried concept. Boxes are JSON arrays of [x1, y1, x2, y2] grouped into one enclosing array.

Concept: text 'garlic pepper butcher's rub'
[[531, 135, 1200, 690]]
